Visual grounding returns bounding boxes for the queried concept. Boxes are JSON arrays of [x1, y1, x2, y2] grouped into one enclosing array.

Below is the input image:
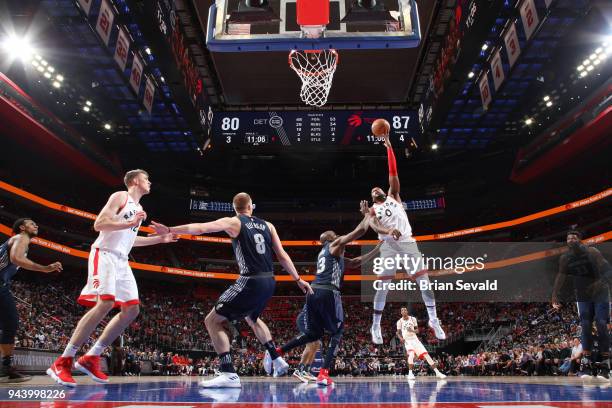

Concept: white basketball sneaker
[[371, 324, 383, 344], [428, 318, 446, 340], [407, 371, 415, 380], [434, 369, 447, 379], [263, 350, 273, 375], [272, 356, 289, 377], [199, 372, 241, 388]]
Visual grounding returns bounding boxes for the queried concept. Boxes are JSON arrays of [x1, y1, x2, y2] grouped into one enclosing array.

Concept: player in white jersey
[[368, 134, 445, 344], [396, 307, 446, 380], [47, 170, 177, 387]]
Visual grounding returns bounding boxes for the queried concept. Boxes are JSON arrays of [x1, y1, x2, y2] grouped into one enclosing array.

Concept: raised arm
[[151, 217, 241, 238], [268, 222, 313, 294], [329, 215, 371, 257], [384, 136, 400, 201], [551, 254, 568, 308], [94, 191, 145, 232], [9, 236, 62, 273]]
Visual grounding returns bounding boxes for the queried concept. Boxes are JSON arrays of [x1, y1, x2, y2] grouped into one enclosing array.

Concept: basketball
[[372, 119, 390, 137]]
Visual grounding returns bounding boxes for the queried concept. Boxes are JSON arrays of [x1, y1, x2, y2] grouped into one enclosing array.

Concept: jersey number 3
[[254, 233, 266, 255], [316, 257, 326, 274]]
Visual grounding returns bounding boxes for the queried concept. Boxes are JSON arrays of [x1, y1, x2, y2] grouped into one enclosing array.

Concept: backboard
[[206, 0, 421, 52]]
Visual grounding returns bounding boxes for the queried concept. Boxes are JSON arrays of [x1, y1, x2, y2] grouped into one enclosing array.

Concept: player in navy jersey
[[552, 230, 612, 380], [269, 200, 381, 386], [0, 218, 62, 383], [151, 192, 313, 388]]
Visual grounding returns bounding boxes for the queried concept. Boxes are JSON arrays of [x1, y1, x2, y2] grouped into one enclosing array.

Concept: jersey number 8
[[254, 233, 266, 255]]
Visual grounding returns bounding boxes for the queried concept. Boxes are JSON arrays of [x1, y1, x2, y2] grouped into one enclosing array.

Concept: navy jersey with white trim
[[313, 242, 345, 290], [0, 240, 19, 284], [232, 215, 273, 276]]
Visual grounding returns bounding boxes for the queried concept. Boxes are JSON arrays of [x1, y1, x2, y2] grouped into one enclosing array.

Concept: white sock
[[426, 305, 437, 322], [373, 313, 382, 326], [409, 370, 413, 375], [85, 340, 107, 356], [61, 343, 79, 358]]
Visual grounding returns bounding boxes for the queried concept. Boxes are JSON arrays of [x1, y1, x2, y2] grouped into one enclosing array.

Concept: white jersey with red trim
[[397, 316, 418, 340], [92, 193, 142, 257], [372, 196, 414, 242]]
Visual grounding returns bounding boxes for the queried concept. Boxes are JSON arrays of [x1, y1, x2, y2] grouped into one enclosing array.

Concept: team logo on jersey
[[93, 279, 100, 289]]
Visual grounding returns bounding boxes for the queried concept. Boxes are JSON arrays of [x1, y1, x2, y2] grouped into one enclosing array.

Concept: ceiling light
[[525, 118, 533, 125], [40, 60, 48, 66], [583, 59, 590, 66], [145, 47, 151, 55], [543, 95, 550, 102], [468, 72, 475, 79], [481, 43, 488, 51], [104, 123, 112, 130], [546, 101, 553, 107], [580, 71, 588, 77], [52, 81, 60, 88], [1, 34, 34, 61], [56, 74, 64, 82], [589, 53, 597, 60], [431, 144, 439, 150], [595, 47, 602, 54], [85, 100, 92, 106], [83, 106, 90, 112], [36, 66, 44, 72], [586, 65, 594, 71], [593, 58, 601, 65], [47, 66, 54, 73], [577, 65, 584, 71], [43, 72, 51, 78], [35, 54, 42, 60]]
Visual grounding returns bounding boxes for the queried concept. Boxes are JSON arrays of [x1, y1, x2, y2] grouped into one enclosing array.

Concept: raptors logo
[[347, 114, 362, 127], [93, 279, 100, 289]]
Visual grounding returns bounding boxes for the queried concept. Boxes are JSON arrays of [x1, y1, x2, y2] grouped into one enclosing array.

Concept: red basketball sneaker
[[46, 357, 76, 387], [75, 355, 109, 383], [316, 368, 333, 386]]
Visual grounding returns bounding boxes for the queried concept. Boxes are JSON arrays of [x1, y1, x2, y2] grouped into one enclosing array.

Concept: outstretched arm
[[384, 136, 401, 202], [151, 218, 240, 238], [9, 236, 62, 273], [345, 242, 382, 269], [133, 233, 179, 247]]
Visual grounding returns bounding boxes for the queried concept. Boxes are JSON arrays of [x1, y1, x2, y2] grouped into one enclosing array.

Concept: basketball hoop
[[289, 49, 338, 107]]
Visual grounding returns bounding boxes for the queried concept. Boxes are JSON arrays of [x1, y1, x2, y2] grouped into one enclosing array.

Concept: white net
[[289, 49, 338, 107]]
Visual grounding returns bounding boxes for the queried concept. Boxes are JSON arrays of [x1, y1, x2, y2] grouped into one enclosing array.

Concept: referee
[[551, 229, 611, 380], [1, 218, 63, 383]]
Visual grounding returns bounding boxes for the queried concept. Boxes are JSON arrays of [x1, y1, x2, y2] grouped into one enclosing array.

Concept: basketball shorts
[[303, 288, 344, 336], [215, 275, 276, 321], [404, 337, 428, 359], [78, 247, 139, 308], [378, 240, 426, 277]]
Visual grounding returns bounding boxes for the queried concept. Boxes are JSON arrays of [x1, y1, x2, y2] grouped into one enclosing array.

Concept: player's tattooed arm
[[367, 216, 402, 241], [344, 242, 382, 269]]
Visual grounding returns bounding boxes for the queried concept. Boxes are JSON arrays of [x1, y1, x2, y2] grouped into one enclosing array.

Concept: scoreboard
[[212, 111, 420, 148]]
